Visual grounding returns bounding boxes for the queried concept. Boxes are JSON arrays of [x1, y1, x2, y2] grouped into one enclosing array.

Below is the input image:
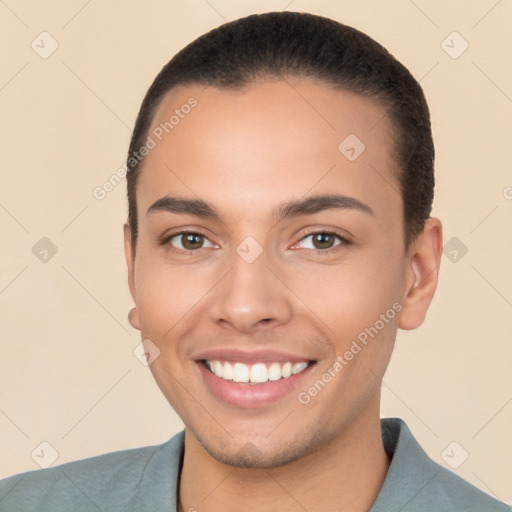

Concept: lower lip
[[197, 362, 315, 408]]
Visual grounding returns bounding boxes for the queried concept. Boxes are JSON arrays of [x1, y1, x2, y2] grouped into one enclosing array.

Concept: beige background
[[1, 0, 511, 504]]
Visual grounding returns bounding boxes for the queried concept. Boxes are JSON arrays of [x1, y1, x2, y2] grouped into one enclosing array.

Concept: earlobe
[[128, 307, 141, 330], [398, 218, 443, 330]]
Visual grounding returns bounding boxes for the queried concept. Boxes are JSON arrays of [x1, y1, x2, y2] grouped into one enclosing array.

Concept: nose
[[207, 248, 293, 334]]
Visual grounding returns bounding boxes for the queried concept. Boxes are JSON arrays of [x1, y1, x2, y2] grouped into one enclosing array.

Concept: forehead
[[137, 78, 400, 224]]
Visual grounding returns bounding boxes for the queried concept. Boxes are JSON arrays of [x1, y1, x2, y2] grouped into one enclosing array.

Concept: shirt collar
[[370, 417, 442, 510]]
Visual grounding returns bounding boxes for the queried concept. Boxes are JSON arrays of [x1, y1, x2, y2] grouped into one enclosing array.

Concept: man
[[1, 11, 508, 512]]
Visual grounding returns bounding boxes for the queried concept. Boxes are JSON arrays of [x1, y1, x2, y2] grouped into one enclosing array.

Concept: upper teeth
[[206, 360, 309, 383]]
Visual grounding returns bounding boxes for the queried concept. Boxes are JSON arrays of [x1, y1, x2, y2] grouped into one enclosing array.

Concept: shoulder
[[375, 418, 510, 512], [427, 465, 511, 511], [0, 431, 184, 512]]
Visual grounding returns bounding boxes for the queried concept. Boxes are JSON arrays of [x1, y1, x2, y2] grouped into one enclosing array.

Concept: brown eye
[[297, 231, 347, 251], [169, 232, 213, 251], [312, 233, 336, 249]]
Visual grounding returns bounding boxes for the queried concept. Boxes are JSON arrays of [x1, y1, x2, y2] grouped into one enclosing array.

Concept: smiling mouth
[[201, 359, 315, 384]]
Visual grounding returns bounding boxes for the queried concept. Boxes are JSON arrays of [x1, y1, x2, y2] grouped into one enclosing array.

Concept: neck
[[178, 397, 390, 512]]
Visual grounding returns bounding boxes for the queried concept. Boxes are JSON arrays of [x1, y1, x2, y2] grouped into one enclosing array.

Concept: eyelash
[[160, 228, 351, 255]]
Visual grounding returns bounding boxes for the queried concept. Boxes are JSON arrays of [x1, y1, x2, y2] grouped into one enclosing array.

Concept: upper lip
[[191, 348, 315, 365]]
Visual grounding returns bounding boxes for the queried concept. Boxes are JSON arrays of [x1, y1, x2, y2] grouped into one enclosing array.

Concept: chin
[[193, 425, 325, 469], [204, 443, 307, 469]]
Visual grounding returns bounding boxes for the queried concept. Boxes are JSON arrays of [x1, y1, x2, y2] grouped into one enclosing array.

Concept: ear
[[398, 217, 443, 330], [124, 222, 140, 329]]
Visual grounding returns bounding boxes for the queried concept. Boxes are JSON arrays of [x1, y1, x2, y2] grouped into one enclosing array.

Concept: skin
[[124, 78, 442, 512]]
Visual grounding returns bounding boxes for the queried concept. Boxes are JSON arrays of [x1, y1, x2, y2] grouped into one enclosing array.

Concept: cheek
[[283, 251, 403, 341], [133, 254, 214, 339]]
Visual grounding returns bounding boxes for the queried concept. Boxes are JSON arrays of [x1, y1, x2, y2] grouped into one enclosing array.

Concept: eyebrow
[[146, 194, 374, 221]]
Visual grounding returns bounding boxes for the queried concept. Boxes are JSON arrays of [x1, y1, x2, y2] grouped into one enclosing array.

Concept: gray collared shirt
[[0, 418, 509, 511]]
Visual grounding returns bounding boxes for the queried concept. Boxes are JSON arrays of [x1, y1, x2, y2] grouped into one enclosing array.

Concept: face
[[124, 78, 435, 468]]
